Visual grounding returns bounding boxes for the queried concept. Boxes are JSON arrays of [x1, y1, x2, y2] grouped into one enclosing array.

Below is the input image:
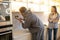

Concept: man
[[18, 7, 44, 40]]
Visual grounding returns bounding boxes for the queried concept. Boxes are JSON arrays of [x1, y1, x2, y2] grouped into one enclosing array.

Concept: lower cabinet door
[[0, 33, 12, 40]]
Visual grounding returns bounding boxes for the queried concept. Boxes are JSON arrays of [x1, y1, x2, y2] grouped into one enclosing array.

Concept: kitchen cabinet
[[0, 31, 12, 40], [0, 22, 13, 40]]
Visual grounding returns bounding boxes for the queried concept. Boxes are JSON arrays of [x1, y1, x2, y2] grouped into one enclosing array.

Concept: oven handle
[[0, 30, 12, 35]]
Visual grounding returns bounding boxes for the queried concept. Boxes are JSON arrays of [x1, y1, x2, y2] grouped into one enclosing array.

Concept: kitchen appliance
[[0, 22, 13, 40]]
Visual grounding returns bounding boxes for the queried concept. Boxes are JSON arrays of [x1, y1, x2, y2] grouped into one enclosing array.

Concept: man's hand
[[17, 18, 24, 23], [15, 16, 24, 23], [15, 16, 19, 19], [16, 18, 21, 22]]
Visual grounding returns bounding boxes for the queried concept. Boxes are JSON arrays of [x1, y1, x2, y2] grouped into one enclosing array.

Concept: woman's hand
[[48, 19, 53, 22], [53, 19, 58, 23]]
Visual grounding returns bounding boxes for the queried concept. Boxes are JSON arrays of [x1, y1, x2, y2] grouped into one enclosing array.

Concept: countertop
[[0, 21, 12, 26], [13, 29, 32, 40], [0, 21, 13, 28]]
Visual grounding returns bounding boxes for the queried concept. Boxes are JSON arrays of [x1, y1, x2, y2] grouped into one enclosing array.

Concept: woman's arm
[[53, 19, 59, 23], [48, 14, 53, 22], [53, 14, 59, 23]]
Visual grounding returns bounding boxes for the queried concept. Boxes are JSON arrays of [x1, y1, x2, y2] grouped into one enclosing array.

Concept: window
[[11, 0, 60, 13], [11, 0, 45, 12], [11, 2, 27, 12]]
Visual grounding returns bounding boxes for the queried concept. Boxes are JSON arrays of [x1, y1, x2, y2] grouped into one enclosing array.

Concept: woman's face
[[51, 7, 56, 14]]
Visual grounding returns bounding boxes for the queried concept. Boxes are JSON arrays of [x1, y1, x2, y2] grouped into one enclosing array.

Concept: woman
[[48, 6, 59, 40]]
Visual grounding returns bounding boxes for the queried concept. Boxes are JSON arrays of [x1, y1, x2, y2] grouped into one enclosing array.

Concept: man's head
[[19, 7, 27, 13], [19, 7, 27, 17]]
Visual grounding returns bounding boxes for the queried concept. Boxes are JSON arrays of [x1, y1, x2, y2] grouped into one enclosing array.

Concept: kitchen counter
[[0, 21, 13, 29], [13, 29, 32, 40]]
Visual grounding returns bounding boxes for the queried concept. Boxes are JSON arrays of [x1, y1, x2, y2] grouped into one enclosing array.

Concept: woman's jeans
[[48, 28, 58, 40]]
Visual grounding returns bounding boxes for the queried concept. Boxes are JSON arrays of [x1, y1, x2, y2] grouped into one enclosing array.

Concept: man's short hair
[[19, 7, 27, 13]]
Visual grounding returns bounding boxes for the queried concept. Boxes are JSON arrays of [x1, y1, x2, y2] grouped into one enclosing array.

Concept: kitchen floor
[[12, 27, 60, 40]]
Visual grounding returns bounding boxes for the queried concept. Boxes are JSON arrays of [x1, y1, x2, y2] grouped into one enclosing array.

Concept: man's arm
[[22, 18, 31, 29]]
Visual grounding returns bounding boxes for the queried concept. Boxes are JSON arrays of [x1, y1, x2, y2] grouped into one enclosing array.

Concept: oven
[[0, 24, 13, 40]]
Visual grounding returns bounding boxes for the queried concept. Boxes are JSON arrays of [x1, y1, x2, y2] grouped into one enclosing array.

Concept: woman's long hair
[[52, 6, 58, 14]]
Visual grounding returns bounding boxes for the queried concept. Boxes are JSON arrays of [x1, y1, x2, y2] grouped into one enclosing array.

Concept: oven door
[[0, 25, 12, 40], [0, 30, 12, 40]]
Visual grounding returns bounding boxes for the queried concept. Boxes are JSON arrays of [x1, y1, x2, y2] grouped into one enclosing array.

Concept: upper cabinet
[[0, 0, 11, 22]]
